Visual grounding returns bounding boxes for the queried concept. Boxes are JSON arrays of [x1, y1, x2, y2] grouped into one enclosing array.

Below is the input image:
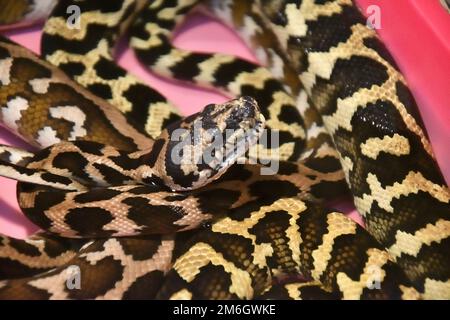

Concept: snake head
[[152, 96, 265, 191]]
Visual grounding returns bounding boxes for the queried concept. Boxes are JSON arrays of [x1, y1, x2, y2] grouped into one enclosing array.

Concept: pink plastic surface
[[0, 1, 449, 238]]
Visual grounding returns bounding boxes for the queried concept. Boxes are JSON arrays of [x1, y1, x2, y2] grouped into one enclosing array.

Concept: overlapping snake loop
[[0, 0, 448, 299]]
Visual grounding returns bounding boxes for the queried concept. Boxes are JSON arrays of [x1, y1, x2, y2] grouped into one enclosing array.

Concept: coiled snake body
[[0, 0, 448, 299]]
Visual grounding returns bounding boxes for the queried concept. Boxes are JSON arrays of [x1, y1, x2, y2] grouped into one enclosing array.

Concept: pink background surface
[[0, 1, 449, 239]]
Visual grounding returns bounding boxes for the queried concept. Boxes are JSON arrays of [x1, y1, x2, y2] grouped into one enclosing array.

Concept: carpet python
[[0, 0, 448, 299]]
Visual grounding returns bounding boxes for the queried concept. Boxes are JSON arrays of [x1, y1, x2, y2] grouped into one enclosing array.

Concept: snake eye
[[202, 221, 212, 229]]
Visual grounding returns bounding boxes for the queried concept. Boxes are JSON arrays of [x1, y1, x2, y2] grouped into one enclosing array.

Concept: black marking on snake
[[230, 200, 267, 222], [0, 150, 12, 163], [164, 194, 188, 202], [297, 284, 342, 300], [7, 238, 41, 257], [213, 59, 257, 87], [127, 185, 162, 195], [399, 238, 450, 287], [332, 131, 366, 195], [158, 235, 243, 299], [40, 172, 74, 186], [200, 117, 219, 134], [98, 0, 129, 13], [195, 188, 240, 216], [300, 5, 365, 53], [67, 254, 124, 299], [320, 233, 372, 285], [52, 151, 90, 181], [334, 56, 389, 100], [260, 129, 302, 160], [92, 163, 132, 185], [241, 80, 286, 115], [310, 180, 349, 199], [40, 82, 138, 151], [218, 164, 253, 181], [123, 84, 180, 135], [145, 138, 165, 168], [42, 235, 81, 258], [16, 180, 38, 193], [87, 83, 113, 100], [309, 76, 339, 115], [395, 81, 429, 138], [364, 192, 449, 247], [56, 61, 86, 77], [350, 101, 445, 188], [296, 205, 332, 273], [186, 263, 239, 299], [352, 100, 406, 136], [169, 53, 206, 80], [210, 232, 256, 271], [156, 270, 191, 300], [141, 175, 167, 189], [277, 161, 300, 175], [42, 24, 113, 56], [123, 197, 185, 234], [120, 236, 164, 261], [54, 0, 125, 15], [250, 211, 297, 272], [261, 281, 341, 300], [0, 44, 10, 59], [64, 207, 114, 236], [272, 9, 288, 26], [19, 186, 67, 230], [310, 55, 389, 117], [0, 281, 51, 299], [278, 104, 303, 125], [0, 257, 45, 280], [314, 0, 337, 4], [248, 180, 299, 200], [163, 151, 199, 189], [359, 267, 405, 299], [363, 37, 400, 72], [0, 161, 28, 178], [108, 153, 141, 172], [303, 155, 342, 172], [73, 141, 105, 156], [14, 57, 52, 80], [73, 188, 122, 204], [135, 5, 177, 31], [133, 33, 172, 66], [94, 57, 127, 80]]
